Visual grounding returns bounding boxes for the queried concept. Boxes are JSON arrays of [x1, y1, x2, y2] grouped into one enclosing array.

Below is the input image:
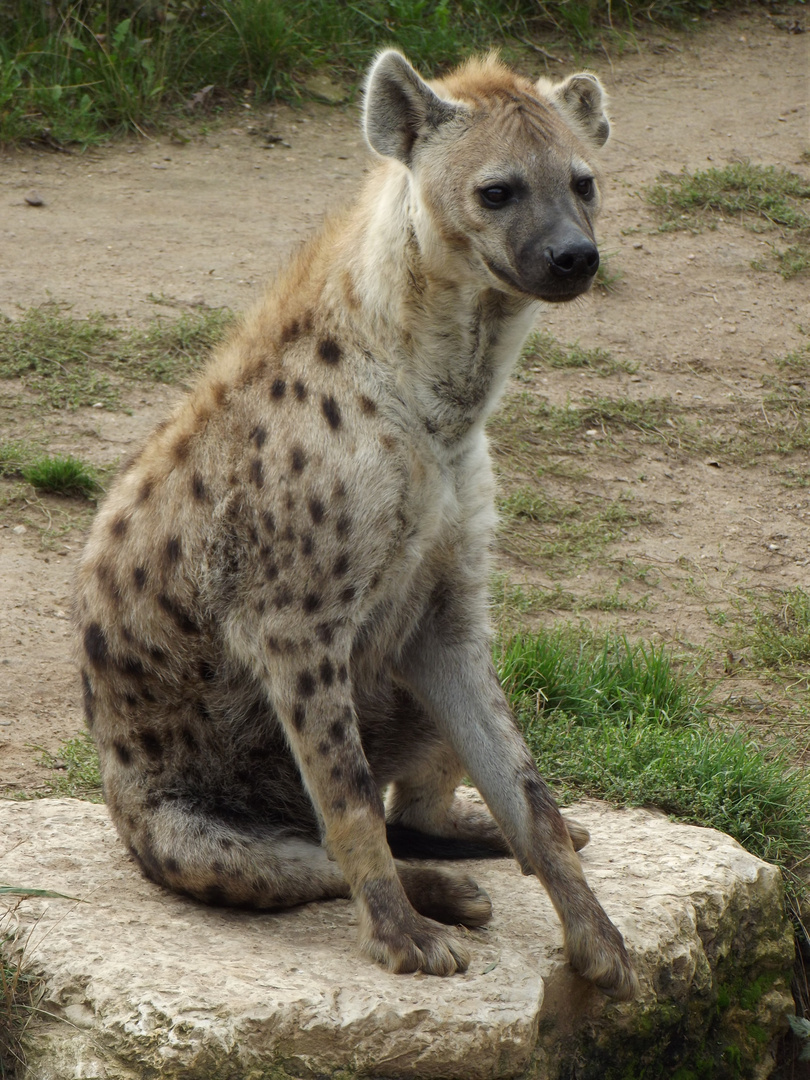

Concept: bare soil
[[0, 9, 808, 795]]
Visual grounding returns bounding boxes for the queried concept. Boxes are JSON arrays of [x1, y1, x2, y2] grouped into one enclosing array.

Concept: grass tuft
[[21, 454, 101, 498], [38, 733, 103, 802], [648, 161, 810, 232], [521, 330, 636, 376], [738, 588, 810, 677]]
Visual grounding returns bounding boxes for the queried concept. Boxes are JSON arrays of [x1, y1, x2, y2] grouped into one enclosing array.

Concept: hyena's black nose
[[546, 238, 599, 279]]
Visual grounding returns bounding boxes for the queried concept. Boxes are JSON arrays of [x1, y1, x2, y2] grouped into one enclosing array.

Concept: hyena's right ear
[[364, 50, 463, 165]]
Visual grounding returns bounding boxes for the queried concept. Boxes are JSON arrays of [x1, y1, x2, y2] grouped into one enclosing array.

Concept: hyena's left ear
[[543, 72, 610, 149], [364, 49, 464, 165]]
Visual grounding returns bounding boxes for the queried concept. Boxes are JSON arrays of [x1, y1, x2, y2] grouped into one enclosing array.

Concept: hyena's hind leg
[[377, 689, 590, 855]]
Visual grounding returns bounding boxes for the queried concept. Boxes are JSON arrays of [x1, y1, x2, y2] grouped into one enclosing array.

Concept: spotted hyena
[[74, 50, 638, 999]]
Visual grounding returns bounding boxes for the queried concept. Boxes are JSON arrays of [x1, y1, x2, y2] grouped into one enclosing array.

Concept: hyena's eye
[[478, 184, 514, 209], [573, 176, 595, 200]]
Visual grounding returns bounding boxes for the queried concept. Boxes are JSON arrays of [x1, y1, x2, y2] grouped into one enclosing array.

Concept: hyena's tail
[[118, 799, 494, 929]]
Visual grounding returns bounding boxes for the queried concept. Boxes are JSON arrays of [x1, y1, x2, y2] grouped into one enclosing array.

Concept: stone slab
[[0, 798, 794, 1080]]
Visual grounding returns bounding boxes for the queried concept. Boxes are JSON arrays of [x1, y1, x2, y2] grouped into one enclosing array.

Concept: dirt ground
[[0, 9, 808, 796]]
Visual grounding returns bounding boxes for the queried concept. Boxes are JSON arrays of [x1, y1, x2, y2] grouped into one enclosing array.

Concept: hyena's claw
[[566, 919, 640, 1000], [362, 913, 471, 976]]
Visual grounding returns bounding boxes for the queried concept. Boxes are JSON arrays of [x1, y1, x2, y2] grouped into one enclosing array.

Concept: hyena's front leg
[[269, 652, 471, 976], [396, 634, 639, 1000]]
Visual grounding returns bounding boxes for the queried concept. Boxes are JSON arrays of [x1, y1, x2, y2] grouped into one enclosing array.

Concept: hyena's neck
[[328, 166, 539, 445]]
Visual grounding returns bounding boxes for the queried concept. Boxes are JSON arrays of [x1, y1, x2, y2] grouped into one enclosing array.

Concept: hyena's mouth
[[484, 258, 594, 303]]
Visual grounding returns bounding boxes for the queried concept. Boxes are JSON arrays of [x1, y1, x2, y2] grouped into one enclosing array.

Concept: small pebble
[[12, 524, 27, 534], [24, 190, 45, 207]]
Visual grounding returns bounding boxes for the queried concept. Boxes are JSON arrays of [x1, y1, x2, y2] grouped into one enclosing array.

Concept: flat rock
[[0, 798, 794, 1080]]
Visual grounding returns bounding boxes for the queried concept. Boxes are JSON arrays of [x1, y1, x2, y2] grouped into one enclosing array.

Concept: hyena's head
[[364, 50, 610, 303]]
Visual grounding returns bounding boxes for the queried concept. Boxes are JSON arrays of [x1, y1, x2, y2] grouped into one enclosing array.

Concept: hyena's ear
[[364, 50, 463, 165], [542, 72, 610, 149]]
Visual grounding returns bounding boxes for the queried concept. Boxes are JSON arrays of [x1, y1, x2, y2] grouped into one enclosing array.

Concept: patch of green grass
[[736, 588, 810, 678], [0, 308, 120, 410], [647, 162, 810, 233], [124, 308, 234, 383], [0, 0, 755, 146], [0, 305, 233, 410], [498, 487, 651, 566], [490, 574, 651, 632], [521, 330, 636, 376], [776, 238, 810, 280], [21, 454, 101, 498], [496, 629, 810, 894], [39, 733, 103, 802]]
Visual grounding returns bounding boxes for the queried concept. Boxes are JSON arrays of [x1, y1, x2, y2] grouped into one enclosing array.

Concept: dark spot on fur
[[137, 478, 154, 504], [199, 660, 217, 682], [251, 425, 268, 447], [267, 635, 281, 653], [165, 537, 181, 565], [84, 623, 108, 667], [316, 622, 334, 645], [191, 472, 207, 501], [308, 497, 325, 524], [157, 594, 200, 635], [358, 395, 377, 416], [301, 533, 314, 557], [139, 729, 163, 760], [292, 703, 306, 731], [338, 664, 348, 684], [150, 646, 167, 664], [124, 691, 138, 708], [317, 739, 331, 756], [81, 670, 94, 726], [264, 560, 279, 581], [336, 513, 351, 537], [180, 726, 198, 751], [114, 741, 132, 765], [120, 654, 145, 677], [380, 433, 397, 452], [271, 377, 286, 399], [297, 671, 317, 698], [262, 510, 276, 534], [196, 699, 211, 722], [281, 319, 300, 344], [274, 586, 293, 609], [328, 719, 346, 742], [340, 585, 356, 604], [172, 434, 192, 463], [318, 337, 342, 365], [110, 515, 128, 538], [211, 381, 227, 407], [203, 885, 229, 907], [424, 416, 438, 435], [294, 380, 307, 401], [350, 765, 379, 804], [133, 566, 147, 591], [303, 591, 321, 614], [319, 658, 334, 686], [290, 445, 307, 473], [321, 395, 342, 430], [250, 458, 264, 488], [165, 857, 181, 874], [96, 561, 121, 603], [332, 553, 350, 577]]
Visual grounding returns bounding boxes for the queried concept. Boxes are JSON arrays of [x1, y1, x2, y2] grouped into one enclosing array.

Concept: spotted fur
[[74, 50, 637, 998]]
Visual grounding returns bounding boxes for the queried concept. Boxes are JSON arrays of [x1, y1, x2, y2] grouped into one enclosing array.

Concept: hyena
[[74, 49, 638, 999]]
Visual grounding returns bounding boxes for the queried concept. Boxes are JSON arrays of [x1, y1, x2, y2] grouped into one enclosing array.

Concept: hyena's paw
[[563, 816, 590, 852], [398, 865, 492, 927], [362, 912, 471, 976], [566, 916, 640, 1001]]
